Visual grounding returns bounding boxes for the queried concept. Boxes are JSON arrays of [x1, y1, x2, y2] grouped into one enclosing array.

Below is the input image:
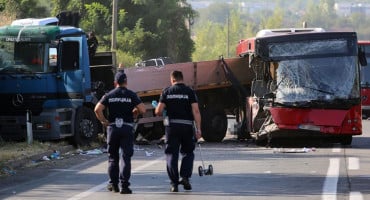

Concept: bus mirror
[[359, 48, 367, 66]]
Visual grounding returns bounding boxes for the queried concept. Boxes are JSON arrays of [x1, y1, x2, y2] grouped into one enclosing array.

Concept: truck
[[358, 40, 370, 119], [126, 28, 365, 145], [126, 57, 253, 142], [0, 16, 115, 146], [135, 57, 174, 67]]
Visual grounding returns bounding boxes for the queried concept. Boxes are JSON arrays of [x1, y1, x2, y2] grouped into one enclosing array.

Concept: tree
[[260, 7, 284, 29], [0, 0, 49, 22], [0, 0, 5, 12], [121, 0, 196, 62], [50, 0, 196, 65], [192, 2, 251, 61], [192, 21, 226, 62], [301, 0, 337, 29]]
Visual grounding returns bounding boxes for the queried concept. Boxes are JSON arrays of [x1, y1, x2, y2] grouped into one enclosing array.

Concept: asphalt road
[[0, 121, 370, 200]]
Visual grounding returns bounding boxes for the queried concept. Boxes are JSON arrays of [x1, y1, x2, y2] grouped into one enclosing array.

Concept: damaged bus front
[[244, 31, 364, 145]]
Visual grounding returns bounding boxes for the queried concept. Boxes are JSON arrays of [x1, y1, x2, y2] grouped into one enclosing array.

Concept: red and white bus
[[237, 28, 366, 145]]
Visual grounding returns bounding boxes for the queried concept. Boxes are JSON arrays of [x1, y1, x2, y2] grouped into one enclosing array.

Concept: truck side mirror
[[359, 47, 367, 66]]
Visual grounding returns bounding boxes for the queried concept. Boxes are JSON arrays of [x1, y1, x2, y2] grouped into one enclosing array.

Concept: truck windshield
[[272, 39, 359, 104], [0, 41, 46, 73]]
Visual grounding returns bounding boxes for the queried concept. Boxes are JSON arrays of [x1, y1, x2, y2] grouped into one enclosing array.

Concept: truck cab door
[[56, 40, 84, 106]]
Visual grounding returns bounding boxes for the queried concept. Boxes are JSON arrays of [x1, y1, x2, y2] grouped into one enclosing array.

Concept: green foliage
[[117, 18, 157, 60], [1, 0, 49, 18], [0, 1, 5, 12], [115, 49, 141, 68], [50, 0, 70, 16], [80, 2, 110, 35], [193, 4, 253, 60], [261, 7, 284, 29], [192, 21, 226, 61]]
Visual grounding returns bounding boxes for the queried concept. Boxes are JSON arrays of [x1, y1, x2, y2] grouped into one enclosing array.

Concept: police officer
[[87, 31, 98, 59], [94, 70, 146, 194], [155, 70, 202, 192]]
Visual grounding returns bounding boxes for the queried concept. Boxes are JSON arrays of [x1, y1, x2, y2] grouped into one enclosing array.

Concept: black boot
[[180, 178, 192, 190], [107, 183, 119, 193]]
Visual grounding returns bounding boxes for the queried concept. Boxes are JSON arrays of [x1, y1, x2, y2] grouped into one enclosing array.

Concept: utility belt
[[109, 118, 134, 128], [170, 119, 194, 125], [164, 117, 194, 126]]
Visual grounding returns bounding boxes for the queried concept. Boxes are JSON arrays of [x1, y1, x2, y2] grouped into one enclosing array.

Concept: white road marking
[[332, 148, 341, 153], [348, 157, 360, 170], [322, 158, 340, 200], [66, 156, 165, 200], [349, 191, 363, 200]]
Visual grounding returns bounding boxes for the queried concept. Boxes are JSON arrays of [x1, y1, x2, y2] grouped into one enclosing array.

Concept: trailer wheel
[[201, 108, 227, 142], [142, 122, 164, 141], [74, 107, 98, 147]]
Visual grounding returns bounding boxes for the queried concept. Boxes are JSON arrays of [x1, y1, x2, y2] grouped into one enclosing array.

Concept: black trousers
[[165, 123, 196, 185], [106, 125, 134, 187]]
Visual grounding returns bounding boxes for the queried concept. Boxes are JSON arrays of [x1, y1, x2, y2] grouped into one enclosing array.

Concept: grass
[[0, 138, 104, 176], [0, 137, 105, 164], [0, 140, 70, 164]]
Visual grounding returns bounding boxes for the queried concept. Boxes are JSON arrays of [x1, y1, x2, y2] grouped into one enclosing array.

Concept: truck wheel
[[74, 107, 98, 147], [201, 108, 227, 142], [142, 122, 164, 141]]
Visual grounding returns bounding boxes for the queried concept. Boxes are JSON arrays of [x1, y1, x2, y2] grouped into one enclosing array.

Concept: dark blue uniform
[[99, 86, 142, 189], [159, 83, 198, 186]]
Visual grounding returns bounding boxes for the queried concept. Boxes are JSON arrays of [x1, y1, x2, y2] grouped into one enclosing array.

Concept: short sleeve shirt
[[159, 83, 198, 121], [99, 87, 142, 123]]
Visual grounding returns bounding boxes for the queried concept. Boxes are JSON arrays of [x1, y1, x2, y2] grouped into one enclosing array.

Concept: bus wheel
[[73, 107, 98, 147], [201, 108, 227, 142]]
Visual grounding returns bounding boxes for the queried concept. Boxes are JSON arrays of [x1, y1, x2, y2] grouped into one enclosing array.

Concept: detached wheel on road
[[198, 166, 204, 176], [201, 108, 227, 142], [74, 107, 98, 147]]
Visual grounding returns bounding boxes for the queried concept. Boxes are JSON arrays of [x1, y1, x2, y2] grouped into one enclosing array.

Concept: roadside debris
[[273, 147, 316, 153], [145, 151, 155, 157], [33, 150, 62, 163], [78, 148, 103, 155], [1, 166, 16, 176]]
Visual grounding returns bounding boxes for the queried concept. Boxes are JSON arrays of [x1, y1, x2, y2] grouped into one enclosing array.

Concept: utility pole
[[227, 11, 230, 57], [111, 0, 118, 51]]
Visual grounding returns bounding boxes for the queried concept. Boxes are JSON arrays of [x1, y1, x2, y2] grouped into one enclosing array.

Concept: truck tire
[[135, 122, 164, 141], [201, 108, 227, 142], [73, 107, 98, 147], [142, 122, 164, 141]]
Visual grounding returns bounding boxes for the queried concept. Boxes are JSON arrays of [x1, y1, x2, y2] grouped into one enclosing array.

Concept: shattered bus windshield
[[271, 39, 359, 104], [0, 41, 46, 73]]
